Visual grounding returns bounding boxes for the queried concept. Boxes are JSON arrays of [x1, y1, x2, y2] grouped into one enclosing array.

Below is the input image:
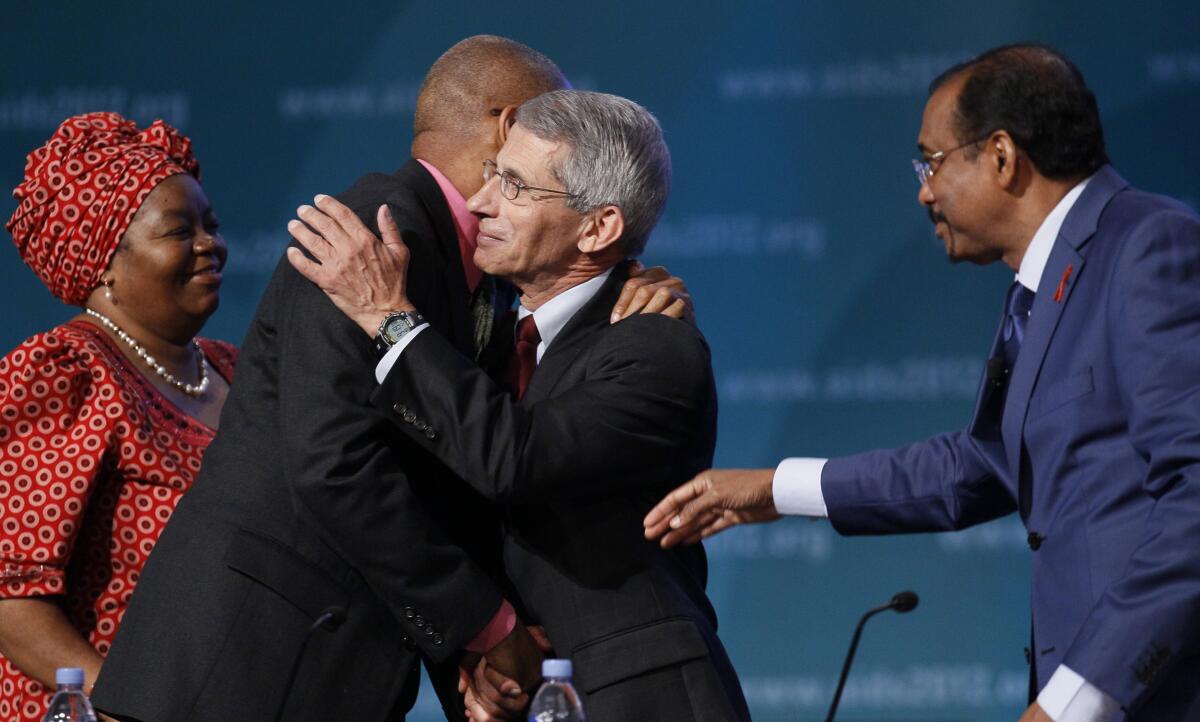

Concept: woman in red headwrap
[[0, 112, 236, 722]]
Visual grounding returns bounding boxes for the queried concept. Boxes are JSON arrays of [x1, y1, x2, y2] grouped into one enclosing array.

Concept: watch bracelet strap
[[374, 310, 426, 358]]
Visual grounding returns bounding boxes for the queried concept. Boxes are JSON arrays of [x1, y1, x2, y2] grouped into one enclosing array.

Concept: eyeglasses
[[483, 159, 577, 201], [911, 136, 989, 185]]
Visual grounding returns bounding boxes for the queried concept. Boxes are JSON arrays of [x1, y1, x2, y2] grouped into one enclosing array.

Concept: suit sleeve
[[371, 314, 715, 503], [821, 429, 1016, 534], [1061, 209, 1200, 710], [271, 255, 502, 663]]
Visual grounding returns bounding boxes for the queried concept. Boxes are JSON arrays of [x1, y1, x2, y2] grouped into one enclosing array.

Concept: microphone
[[275, 605, 347, 722], [889, 590, 918, 613], [825, 591, 919, 722]]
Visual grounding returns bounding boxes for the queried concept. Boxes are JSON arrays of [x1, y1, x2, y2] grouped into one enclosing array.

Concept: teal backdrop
[[2, 2, 1198, 720]]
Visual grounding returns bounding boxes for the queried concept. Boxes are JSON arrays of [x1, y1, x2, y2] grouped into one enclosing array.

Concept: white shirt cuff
[[374, 323, 429, 383], [771, 458, 829, 517], [1037, 664, 1120, 722]]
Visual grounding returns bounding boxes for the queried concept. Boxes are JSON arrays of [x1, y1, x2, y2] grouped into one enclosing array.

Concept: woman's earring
[[103, 279, 114, 302]]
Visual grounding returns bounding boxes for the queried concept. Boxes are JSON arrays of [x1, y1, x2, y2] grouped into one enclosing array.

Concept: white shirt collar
[[1016, 176, 1091, 292], [517, 267, 614, 363]]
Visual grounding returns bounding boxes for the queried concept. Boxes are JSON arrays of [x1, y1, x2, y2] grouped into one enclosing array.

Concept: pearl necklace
[[85, 308, 209, 397]]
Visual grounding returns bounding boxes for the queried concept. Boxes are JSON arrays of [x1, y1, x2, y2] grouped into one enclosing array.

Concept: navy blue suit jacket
[[822, 166, 1200, 719]]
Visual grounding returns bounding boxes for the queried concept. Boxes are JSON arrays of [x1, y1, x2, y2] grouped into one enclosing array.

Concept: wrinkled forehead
[[498, 123, 568, 183]]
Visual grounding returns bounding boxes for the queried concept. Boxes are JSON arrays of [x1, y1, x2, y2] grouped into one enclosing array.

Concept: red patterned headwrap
[[5, 111, 201, 306]]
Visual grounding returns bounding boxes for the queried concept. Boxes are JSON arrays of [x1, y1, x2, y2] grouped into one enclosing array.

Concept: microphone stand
[[825, 592, 918, 722]]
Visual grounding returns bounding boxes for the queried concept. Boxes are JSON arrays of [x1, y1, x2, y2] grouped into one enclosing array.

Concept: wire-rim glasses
[[482, 159, 577, 201], [912, 135, 990, 185]]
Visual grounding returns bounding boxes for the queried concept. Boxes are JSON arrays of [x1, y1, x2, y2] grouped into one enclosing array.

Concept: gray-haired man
[[290, 89, 749, 721]]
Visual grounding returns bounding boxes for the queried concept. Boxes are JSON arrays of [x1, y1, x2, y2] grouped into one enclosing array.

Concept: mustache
[[927, 207, 947, 225]]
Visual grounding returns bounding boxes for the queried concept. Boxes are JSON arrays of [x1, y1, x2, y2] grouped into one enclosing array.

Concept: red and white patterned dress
[[0, 320, 236, 722]]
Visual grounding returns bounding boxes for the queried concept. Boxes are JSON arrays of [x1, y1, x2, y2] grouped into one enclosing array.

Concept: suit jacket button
[[403, 606, 415, 619], [403, 411, 417, 423], [1027, 532, 1044, 551], [432, 633, 444, 646], [424, 427, 437, 440], [414, 420, 428, 431], [394, 403, 408, 415]]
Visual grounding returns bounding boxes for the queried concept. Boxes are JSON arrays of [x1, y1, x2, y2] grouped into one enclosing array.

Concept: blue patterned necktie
[[1002, 281, 1036, 371]]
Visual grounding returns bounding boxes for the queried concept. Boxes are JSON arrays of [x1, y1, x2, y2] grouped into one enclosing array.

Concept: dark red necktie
[[503, 314, 540, 400]]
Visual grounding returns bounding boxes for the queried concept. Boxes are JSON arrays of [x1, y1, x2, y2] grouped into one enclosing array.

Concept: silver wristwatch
[[374, 310, 426, 357]]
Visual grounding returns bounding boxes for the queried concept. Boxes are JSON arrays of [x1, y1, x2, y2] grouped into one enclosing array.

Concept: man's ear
[[577, 205, 625, 255], [496, 105, 520, 145], [989, 130, 1019, 188]]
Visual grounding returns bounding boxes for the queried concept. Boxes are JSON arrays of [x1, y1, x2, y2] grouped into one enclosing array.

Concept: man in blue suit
[[645, 44, 1200, 722]]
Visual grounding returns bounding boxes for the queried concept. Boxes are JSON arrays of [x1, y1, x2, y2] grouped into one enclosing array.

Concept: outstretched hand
[[610, 262, 695, 325], [643, 468, 782, 547], [286, 196, 415, 337]]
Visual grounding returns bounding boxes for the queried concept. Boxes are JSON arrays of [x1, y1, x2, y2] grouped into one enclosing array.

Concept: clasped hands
[[456, 623, 553, 721]]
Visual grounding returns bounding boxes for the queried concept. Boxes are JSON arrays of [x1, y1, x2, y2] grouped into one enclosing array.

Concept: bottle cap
[[542, 658, 572, 678], [56, 667, 85, 686]]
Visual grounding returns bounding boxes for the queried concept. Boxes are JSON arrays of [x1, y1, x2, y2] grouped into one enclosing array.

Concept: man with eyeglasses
[[289, 89, 750, 722], [645, 43, 1200, 722]]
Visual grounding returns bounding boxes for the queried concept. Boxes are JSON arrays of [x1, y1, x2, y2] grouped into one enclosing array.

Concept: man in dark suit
[[645, 45, 1200, 722], [92, 37, 687, 722], [290, 89, 750, 721]]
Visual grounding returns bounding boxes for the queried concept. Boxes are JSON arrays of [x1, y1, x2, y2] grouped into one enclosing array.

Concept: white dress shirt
[[375, 268, 613, 382], [773, 177, 1118, 722]]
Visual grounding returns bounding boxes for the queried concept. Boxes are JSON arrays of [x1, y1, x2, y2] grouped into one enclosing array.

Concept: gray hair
[[514, 90, 671, 257]]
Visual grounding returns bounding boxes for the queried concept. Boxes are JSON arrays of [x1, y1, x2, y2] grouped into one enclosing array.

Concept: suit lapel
[[481, 310, 517, 384], [1000, 165, 1128, 483], [523, 263, 630, 404], [1001, 244, 1086, 480], [967, 308, 1009, 441]]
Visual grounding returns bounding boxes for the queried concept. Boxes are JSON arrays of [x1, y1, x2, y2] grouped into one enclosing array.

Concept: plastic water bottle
[[42, 668, 97, 722], [528, 658, 585, 722]]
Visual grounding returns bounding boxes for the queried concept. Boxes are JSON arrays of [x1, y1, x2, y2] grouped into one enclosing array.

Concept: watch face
[[382, 315, 412, 344]]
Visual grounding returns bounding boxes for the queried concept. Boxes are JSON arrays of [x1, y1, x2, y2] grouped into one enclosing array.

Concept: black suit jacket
[[374, 266, 750, 721], [93, 160, 508, 722]]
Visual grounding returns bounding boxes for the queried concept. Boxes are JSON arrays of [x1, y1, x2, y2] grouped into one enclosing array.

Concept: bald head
[[411, 36, 568, 198], [414, 35, 568, 141]]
